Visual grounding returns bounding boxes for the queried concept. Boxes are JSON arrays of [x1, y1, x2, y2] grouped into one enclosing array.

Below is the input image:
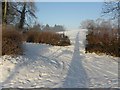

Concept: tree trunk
[[3, 0, 7, 24], [118, 1, 120, 36], [18, 3, 26, 29], [117, 1, 120, 57], [117, 2, 120, 57]]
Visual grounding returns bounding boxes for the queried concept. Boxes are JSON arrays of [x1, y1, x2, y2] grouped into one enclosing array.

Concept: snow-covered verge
[[0, 29, 119, 88]]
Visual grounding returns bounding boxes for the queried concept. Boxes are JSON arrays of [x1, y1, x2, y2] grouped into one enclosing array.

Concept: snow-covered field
[[0, 29, 119, 88]]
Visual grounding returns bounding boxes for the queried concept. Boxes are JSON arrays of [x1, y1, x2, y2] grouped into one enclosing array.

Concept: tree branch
[[11, 6, 22, 14]]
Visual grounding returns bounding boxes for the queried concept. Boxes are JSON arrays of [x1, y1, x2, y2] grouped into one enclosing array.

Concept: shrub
[[2, 29, 23, 55], [25, 30, 71, 46], [85, 28, 120, 57], [25, 30, 40, 43]]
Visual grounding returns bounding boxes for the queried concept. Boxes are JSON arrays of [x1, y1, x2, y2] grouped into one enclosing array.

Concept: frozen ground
[[0, 29, 119, 88]]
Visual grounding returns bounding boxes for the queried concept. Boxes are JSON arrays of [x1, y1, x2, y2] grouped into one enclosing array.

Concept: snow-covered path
[[0, 29, 118, 88], [62, 32, 88, 88]]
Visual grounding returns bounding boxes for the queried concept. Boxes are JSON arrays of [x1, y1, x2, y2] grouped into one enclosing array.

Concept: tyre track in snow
[[64, 29, 118, 88], [62, 32, 89, 88]]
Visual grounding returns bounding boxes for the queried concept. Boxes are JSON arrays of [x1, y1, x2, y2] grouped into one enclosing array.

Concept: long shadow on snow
[[0, 44, 51, 87], [62, 32, 88, 88]]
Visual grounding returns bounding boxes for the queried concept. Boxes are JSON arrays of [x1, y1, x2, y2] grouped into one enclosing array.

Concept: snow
[[0, 29, 119, 88]]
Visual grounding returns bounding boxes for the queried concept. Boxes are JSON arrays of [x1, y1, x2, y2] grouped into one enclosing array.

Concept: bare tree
[[0, 2, 2, 24], [2, 1, 37, 30], [2, 0, 8, 24], [95, 18, 112, 30], [42, 24, 51, 31], [80, 19, 96, 30], [102, 0, 120, 35], [11, 1, 37, 29], [2, 2, 20, 25]]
